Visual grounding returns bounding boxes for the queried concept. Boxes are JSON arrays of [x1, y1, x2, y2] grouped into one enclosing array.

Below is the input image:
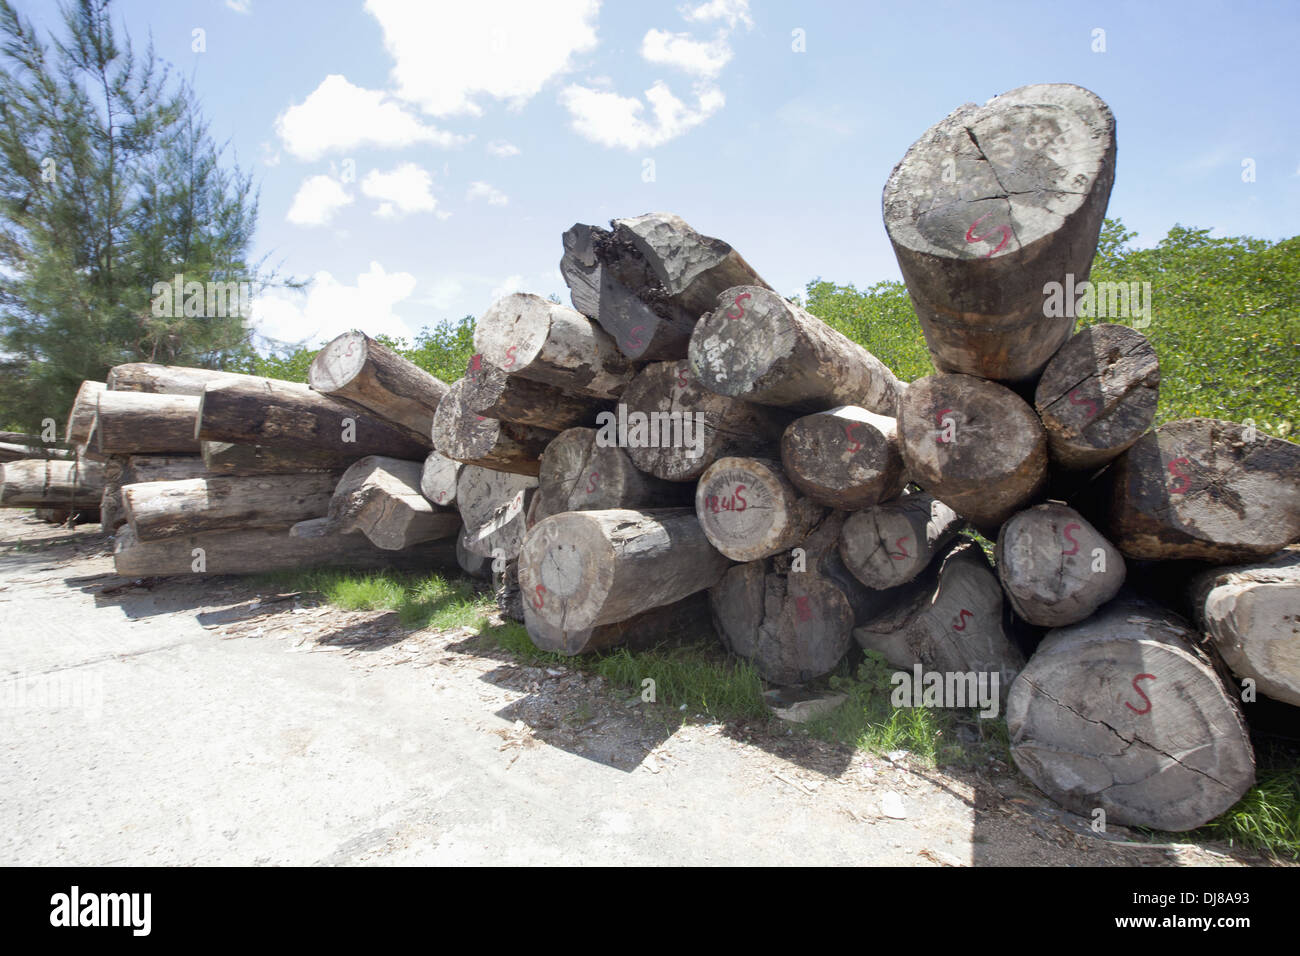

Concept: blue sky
[[19, 0, 1300, 349]]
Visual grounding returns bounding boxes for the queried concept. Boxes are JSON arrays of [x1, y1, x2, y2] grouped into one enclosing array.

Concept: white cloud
[[559, 81, 725, 150], [258, 141, 281, 167], [361, 162, 439, 218], [286, 175, 354, 226], [466, 181, 509, 206], [225, 0, 251, 13], [276, 74, 469, 161], [364, 0, 600, 117], [681, 0, 752, 28], [490, 274, 526, 301], [641, 29, 732, 78], [251, 263, 419, 346], [487, 139, 521, 157]]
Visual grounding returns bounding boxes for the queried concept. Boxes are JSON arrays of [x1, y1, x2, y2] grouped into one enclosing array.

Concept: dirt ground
[[0, 511, 1279, 866]]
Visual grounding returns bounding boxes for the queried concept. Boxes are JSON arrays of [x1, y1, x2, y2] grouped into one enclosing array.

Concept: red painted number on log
[[965, 212, 1011, 259], [891, 536, 911, 560], [845, 422, 862, 453], [1124, 673, 1156, 715], [795, 596, 812, 622], [707, 486, 748, 513], [532, 585, 547, 610], [725, 292, 752, 320], [1068, 388, 1097, 419], [733, 484, 747, 512], [586, 471, 599, 493], [1167, 457, 1191, 494], [626, 326, 646, 350], [952, 608, 973, 631], [436, 491, 446, 502], [1061, 522, 1081, 556], [503, 345, 517, 369], [676, 367, 689, 388]]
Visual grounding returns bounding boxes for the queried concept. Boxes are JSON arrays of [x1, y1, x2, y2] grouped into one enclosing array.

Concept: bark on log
[[696, 456, 826, 562], [105, 363, 264, 394], [119, 455, 209, 484], [431, 378, 554, 475], [101, 482, 125, 531], [474, 292, 634, 398], [200, 441, 346, 475], [1034, 323, 1160, 470], [419, 451, 462, 508], [1006, 600, 1256, 831], [197, 377, 431, 460], [883, 83, 1117, 383], [1104, 419, 1300, 563], [517, 508, 731, 647], [781, 407, 906, 509], [689, 286, 902, 414], [536, 426, 691, 517], [460, 356, 606, 430], [525, 590, 711, 656], [0, 459, 105, 509], [618, 359, 793, 482], [122, 473, 337, 542], [455, 465, 538, 558], [308, 331, 450, 441], [995, 503, 1125, 627], [853, 538, 1026, 689], [898, 373, 1048, 531], [96, 391, 201, 455], [325, 457, 461, 550], [113, 524, 457, 577], [1189, 549, 1300, 707], [838, 491, 965, 590], [65, 381, 106, 444]]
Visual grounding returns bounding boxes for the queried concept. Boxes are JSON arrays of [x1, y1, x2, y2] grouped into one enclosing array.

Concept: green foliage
[[803, 279, 933, 383]]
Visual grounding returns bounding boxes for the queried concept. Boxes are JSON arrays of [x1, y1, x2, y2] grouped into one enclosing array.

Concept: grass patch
[[259, 567, 495, 631], [1185, 743, 1300, 860]]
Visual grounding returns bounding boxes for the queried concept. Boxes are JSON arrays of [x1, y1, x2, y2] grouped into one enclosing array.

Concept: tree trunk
[[853, 538, 1026, 688], [781, 406, 906, 509], [106, 363, 267, 394], [1034, 323, 1160, 470], [474, 292, 634, 398], [0, 442, 72, 462], [120, 454, 210, 484], [696, 456, 826, 562], [838, 491, 964, 590], [995, 503, 1125, 627], [419, 451, 462, 507], [325, 456, 461, 550], [456, 528, 493, 579], [883, 83, 1117, 383], [113, 524, 457, 577], [197, 377, 431, 460], [517, 507, 731, 637], [122, 473, 338, 542], [1189, 548, 1300, 707], [308, 331, 450, 441], [525, 590, 711, 655], [455, 465, 538, 558], [689, 286, 902, 414], [1104, 419, 1300, 562], [431, 378, 554, 475], [898, 373, 1048, 532], [536, 426, 691, 517], [460, 357, 607, 430], [618, 359, 793, 482], [65, 380, 106, 444], [0, 459, 105, 509], [96, 391, 201, 455], [200, 440, 347, 475], [1006, 600, 1256, 831]]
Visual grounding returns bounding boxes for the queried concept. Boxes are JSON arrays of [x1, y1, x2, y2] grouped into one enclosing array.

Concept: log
[[853, 538, 1026, 689], [688, 286, 903, 414], [105, 363, 263, 394], [121, 455, 210, 484], [696, 456, 826, 562], [325, 457, 461, 550], [0, 459, 105, 509], [197, 377, 430, 460], [200, 440, 347, 475], [0, 442, 72, 462], [113, 524, 457, 577], [883, 83, 1116, 383], [517, 508, 731, 646], [898, 373, 1048, 531], [1104, 419, 1300, 563], [122, 473, 338, 542], [460, 356, 606, 430], [618, 359, 793, 482], [1034, 323, 1160, 470], [289, 517, 331, 538], [473, 292, 634, 398], [1006, 601, 1256, 831], [419, 451, 462, 508], [65, 381, 106, 444], [455, 465, 538, 558], [995, 503, 1125, 627], [308, 331, 450, 441], [431, 378, 554, 475], [456, 528, 493, 579], [1189, 549, 1300, 707], [781, 407, 906, 509], [96, 391, 201, 455], [838, 491, 965, 590], [525, 590, 711, 656], [536, 427, 691, 517]]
